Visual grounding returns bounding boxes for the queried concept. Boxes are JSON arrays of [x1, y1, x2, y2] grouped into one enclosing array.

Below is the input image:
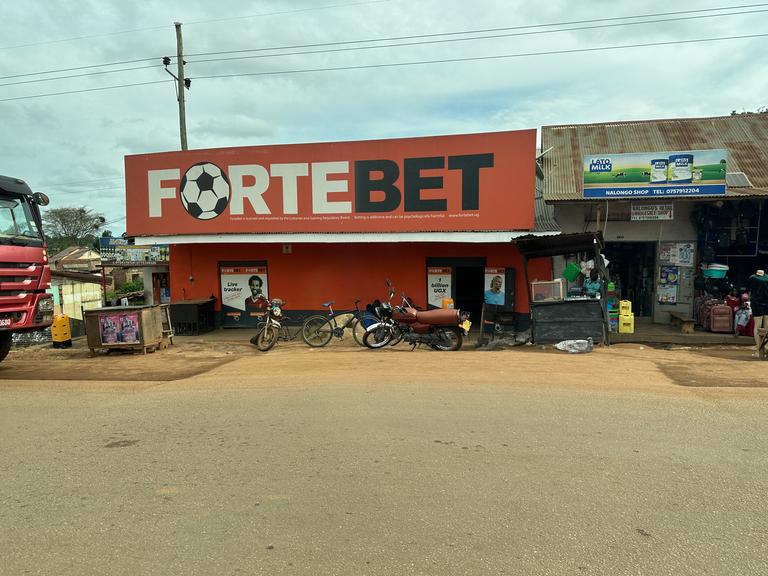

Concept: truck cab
[[0, 175, 54, 362]]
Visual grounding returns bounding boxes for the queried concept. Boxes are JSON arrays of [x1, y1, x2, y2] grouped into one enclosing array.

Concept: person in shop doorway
[[245, 275, 265, 310], [583, 268, 603, 298], [484, 275, 504, 305], [747, 269, 768, 356]]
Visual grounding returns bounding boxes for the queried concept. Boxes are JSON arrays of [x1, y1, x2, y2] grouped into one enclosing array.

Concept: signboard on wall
[[583, 149, 727, 198], [427, 267, 452, 308], [484, 268, 506, 306], [630, 203, 674, 221], [125, 130, 536, 236], [219, 263, 269, 327]]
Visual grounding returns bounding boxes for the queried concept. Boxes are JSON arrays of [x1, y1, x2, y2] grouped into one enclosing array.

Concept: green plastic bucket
[[562, 262, 582, 282]]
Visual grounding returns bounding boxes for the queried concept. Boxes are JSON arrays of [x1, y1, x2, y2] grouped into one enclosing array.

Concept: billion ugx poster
[[219, 264, 269, 327]]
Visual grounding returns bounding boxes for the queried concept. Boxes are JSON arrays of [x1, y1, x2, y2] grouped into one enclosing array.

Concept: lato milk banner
[[125, 131, 536, 235]]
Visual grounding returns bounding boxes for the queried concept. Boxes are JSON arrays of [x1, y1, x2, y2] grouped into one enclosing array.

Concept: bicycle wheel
[[351, 313, 378, 347], [302, 315, 333, 347], [363, 324, 393, 349], [256, 325, 279, 352]]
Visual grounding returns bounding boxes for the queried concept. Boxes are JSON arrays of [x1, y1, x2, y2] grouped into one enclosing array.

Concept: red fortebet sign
[[125, 130, 536, 235]]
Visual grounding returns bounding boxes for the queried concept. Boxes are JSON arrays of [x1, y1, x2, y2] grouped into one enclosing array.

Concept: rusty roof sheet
[[541, 114, 768, 201]]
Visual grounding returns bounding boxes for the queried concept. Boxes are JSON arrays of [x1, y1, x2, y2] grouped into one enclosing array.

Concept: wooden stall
[[83, 305, 169, 355]]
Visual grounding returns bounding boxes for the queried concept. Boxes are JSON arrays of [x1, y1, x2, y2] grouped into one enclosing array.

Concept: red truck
[[0, 175, 54, 362]]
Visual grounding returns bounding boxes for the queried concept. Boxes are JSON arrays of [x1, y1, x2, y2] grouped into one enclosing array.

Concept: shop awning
[[515, 232, 604, 259], [135, 231, 560, 245]]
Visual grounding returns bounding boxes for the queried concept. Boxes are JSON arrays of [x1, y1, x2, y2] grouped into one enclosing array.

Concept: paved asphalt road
[[1, 344, 766, 575]]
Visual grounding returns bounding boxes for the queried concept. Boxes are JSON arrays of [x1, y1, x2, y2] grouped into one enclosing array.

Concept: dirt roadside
[[1, 336, 766, 388]]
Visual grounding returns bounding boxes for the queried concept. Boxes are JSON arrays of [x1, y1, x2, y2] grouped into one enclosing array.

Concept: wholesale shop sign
[[125, 131, 536, 236], [583, 149, 727, 199]]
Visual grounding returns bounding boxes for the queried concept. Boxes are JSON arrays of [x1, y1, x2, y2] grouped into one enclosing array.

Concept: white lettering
[[271, 163, 308, 215], [229, 164, 271, 215], [311, 161, 351, 214], [148, 169, 180, 217]]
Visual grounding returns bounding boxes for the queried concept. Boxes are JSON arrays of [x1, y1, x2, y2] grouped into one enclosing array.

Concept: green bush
[[117, 279, 144, 295]]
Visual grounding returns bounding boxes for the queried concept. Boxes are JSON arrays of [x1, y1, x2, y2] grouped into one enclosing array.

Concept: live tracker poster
[[219, 263, 269, 327]]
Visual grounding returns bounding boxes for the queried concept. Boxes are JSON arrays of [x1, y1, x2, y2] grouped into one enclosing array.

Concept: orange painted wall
[[169, 242, 552, 313]]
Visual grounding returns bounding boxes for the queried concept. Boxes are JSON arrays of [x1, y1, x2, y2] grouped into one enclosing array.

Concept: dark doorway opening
[[426, 257, 486, 322], [603, 242, 656, 317], [455, 265, 485, 322]]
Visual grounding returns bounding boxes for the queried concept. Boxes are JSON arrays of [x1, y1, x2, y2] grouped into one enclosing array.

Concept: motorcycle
[[363, 282, 470, 351], [249, 294, 286, 352]]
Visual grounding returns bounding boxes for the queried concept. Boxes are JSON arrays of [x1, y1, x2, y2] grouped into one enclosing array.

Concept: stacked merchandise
[[606, 282, 619, 332], [618, 300, 634, 334]]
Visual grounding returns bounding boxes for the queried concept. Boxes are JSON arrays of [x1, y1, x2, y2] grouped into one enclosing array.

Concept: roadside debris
[[555, 338, 594, 354]]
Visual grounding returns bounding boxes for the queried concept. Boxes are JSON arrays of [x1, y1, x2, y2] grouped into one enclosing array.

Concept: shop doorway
[[603, 242, 656, 317], [426, 257, 486, 321]]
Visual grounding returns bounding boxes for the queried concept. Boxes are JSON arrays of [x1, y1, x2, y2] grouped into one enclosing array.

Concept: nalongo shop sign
[[630, 203, 674, 221]]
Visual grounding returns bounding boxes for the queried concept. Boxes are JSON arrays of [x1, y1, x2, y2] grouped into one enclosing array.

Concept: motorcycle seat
[[321, 300, 335, 307], [413, 308, 459, 325]]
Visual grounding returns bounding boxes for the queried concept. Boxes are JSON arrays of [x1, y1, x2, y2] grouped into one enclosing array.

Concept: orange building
[[125, 130, 554, 329]]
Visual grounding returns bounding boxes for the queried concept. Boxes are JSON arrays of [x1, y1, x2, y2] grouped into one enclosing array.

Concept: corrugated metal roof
[[541, 114, 768, 201], [726, 171, 753, 187]]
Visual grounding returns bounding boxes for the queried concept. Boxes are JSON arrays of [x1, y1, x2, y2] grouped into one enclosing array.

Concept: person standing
[[747, 269, 768, 354]]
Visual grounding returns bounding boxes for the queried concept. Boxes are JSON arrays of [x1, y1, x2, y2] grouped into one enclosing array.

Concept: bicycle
[[301, 299, 377, 347], [256, 314, 302, 342]]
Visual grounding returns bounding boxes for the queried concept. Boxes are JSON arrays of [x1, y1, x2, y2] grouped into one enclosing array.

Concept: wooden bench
[[669, 312, 695, 334]]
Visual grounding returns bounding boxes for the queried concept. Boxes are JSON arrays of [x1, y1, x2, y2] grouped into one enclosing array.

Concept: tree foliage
[[42, 206, 106, 253]]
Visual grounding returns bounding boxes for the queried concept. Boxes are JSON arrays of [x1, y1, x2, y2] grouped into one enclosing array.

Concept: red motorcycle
[[363, 281, 470, 351]]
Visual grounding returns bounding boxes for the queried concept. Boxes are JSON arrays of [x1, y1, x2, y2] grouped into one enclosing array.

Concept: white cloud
[[2, 0, 767, 233]]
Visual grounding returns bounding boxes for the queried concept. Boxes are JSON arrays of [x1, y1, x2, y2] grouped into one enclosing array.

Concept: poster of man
[[484, 268, 505, 305], [219, 264, 269, 327]]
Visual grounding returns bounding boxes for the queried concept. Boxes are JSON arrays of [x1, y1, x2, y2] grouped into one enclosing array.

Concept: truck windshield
[[0, 196, 43, 244]]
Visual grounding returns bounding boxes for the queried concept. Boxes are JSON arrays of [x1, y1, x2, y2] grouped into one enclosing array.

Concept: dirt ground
[[2, 333, 766, 388]]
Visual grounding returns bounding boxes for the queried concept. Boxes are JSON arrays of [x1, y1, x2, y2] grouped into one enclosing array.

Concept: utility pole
[[174, 22, 188, 151]]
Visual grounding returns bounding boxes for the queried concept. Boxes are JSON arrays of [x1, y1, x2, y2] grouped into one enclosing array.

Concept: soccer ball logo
[[179, 162, 230, 220]]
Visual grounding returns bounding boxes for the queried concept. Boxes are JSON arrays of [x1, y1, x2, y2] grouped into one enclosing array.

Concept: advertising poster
[[219, 264, 269, 327], [659, 242, 695, 266], [657, 285, 678, 304], [98, 312, 140, 344], [427, 267, 452, 308], [484, 268, 506, 306], [658, 265, 679, 305], [583, 149, 727, 198]]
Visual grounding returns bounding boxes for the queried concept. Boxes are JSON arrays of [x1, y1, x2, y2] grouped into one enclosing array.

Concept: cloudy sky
[[2, 0, 767, 234]]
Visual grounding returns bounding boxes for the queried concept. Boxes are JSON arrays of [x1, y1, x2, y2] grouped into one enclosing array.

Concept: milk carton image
[[668, 153, 694, 184], [650, 159, 668, 183]]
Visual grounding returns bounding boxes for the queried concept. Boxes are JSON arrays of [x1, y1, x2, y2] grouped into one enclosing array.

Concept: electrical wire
[[0, 79, 171, 103], [185, 8, 768, 66], [189, 32, 768, 81], [0, 64, 162, 88], [185, 2, 768, 58], [2, 31, 766, 102], [4, 2, 764, 81], [0, 0, 392, 51]]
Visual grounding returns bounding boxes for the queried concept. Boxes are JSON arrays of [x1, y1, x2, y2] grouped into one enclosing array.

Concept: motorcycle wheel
[[302, 316, 333, 347], [255, 325, 279, 351], [363, 324, 393, 349], [389, 328, 404, 346], [431, 327, 462, 351]]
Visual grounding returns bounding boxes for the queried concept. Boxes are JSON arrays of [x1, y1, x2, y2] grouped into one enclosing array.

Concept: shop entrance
[[426, 257, 486, 321], [603, 242, 656, 317]]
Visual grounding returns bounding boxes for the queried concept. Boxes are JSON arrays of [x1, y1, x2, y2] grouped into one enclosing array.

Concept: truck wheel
[[0, 332, 12, 363]]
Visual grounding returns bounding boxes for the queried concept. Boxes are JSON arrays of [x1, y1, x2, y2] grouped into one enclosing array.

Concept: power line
[[184, 0, 391, 26], [190, 32, 768, 80], [0, 79, 171, 103], [185, 2, 768, 58], [0, 57, 161, 81], [4, 3, 762, 84], [41, 186, 125, 196], [0, 0, 392, 51], [185, 8, 768, 67], [37, 177, 123, 187], [0, 64, 162, 88], [3, 32, 766, 103]]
